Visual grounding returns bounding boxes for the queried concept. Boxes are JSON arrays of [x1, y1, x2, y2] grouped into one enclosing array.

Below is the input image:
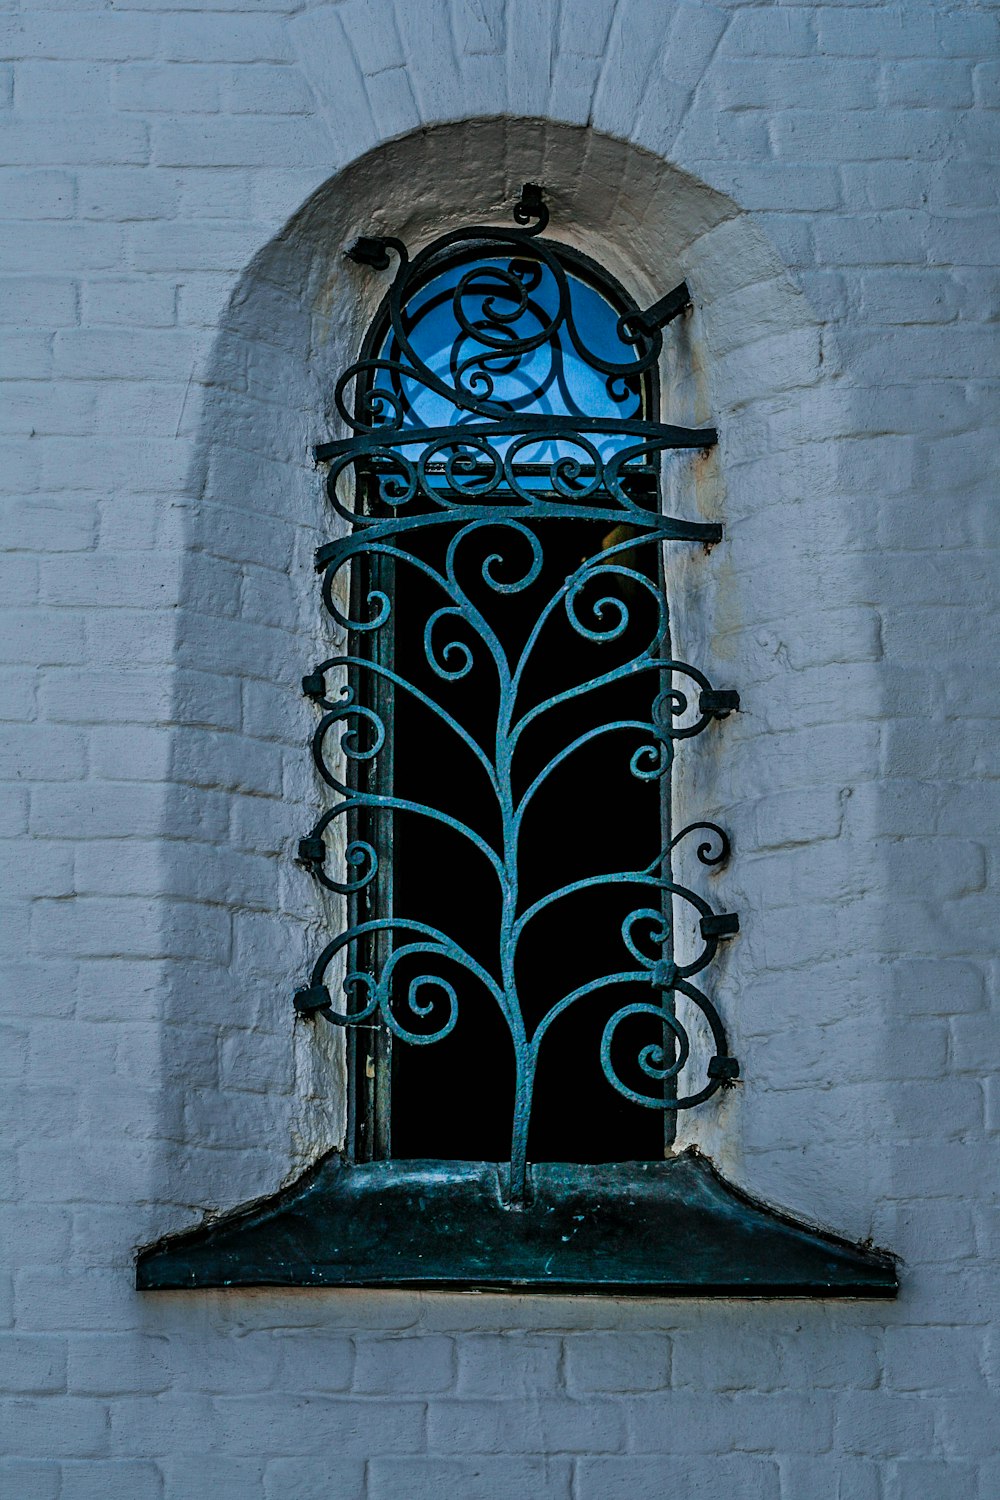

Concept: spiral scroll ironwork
[[297, 187, 739, 1202]]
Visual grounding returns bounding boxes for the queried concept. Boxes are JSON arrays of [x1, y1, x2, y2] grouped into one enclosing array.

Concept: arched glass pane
[[374, 253, 647, 473]]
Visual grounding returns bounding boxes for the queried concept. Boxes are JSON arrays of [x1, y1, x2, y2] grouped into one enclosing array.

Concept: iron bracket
[[345, 236, 392, 270], [298, 837, 326, 867], [294, 985, 333, 1018], [514, 182, 545, 225], [707, 1055, 740, 1081], [699, 688, 741, 719], [700, 912, 740, 940], [626, 281, 692, 339]]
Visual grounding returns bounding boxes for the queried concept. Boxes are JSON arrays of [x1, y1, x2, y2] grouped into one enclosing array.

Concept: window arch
[[137, 170, 896, 1296], [296, 186, 740, 1202]]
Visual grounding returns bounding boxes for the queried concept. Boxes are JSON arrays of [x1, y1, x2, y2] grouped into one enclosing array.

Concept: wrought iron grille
[[295, 186, 740, 1203]]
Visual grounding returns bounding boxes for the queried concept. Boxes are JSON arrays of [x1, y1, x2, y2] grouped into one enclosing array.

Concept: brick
[[0, 1335, 66, 1394], [0, 169, 75, 217], [0, 330, 53, 380], [721, 10, 816, 56], [67, 1335, 172, 1398], [113, 63, 221, 113], [818, 8, 940, 58], [223, 65, 314, 115], [780, 1456, 880, 1500], [577, 1455, 780, 1500], [711, 59, 878, 113], [177, 170, 255, 220], [153, 118, 333, 169], [269, 1332, 353, 1393], [16, 61, 109, 115], [130, 223, 262, 273], [209, 1395, 425, 1458], [0, 1396, 110, 1458], [0, 224, 123, 276], [564, 1333, 669, 1393], [0, 668, 35, 721], [0, 1464, 60, 1500], [0, 119, 148, 166], [884, 1327, 985, 1393], [32, 895, 231, 961], [59, 1461, 164, 1500], [369, 1457, 573, 1500], [77, 169, 179, 222], [455, 1334, 561, 1396], [674, 1324, 786, 1393], [427, 1397, 625, 1454], [834, 1392, 935, 1457], [0, 3, 997, 1487], [934, 1397, 1000, 1460], [0, 611, 86, 666], [0, 724, 86, 780], [164, 1458, 266, 1500], [54, 328, 208, 382], [264, 1458, 364, 1500], [83, 280, 176, 328], [881, 60, 974, 110], [353, 1335, 454, 1394], [0, 556, 39, 607], [160, 16, 293, 63], [0, 13, 160, 61], [886, 1460, 978, 1500]]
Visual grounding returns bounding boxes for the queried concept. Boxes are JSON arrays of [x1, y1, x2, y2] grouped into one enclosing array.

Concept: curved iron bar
[[310, 658, 500, 794], [600, 976, 731, 1112], [319, 423, 717, 529], [514, 719, 671, 830], [671, 820, 732, 868], [307, 916, 509, 1035], [330, 198, 663, 435]]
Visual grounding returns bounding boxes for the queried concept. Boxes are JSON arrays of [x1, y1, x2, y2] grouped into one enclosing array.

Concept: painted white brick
[[0, 224, 123, 275], [59, 1461, 164, 1500], [0, 169, 75, 218], [160, 15, 294, 64], [370, 1457, 571, 1500], [0, 274, 78, 327], [1, 4, 998, 1493], [112, 63, 221, 114], [0, 118, 149, 166], [82, 279, 176, 328], [223, 64, 314, 116], [0, 1463, 61, 1500], [15, 61, 110, 115], [76, 169, 178, 222], [0, 13, 160, 62]]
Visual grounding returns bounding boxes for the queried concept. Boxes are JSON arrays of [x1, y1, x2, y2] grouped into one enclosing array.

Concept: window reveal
[[296, 186, 741, 1204], [136, 186, 897, 1297]]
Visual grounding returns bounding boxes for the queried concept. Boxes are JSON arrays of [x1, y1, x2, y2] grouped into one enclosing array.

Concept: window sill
[[136, 1149, 896, 1297]]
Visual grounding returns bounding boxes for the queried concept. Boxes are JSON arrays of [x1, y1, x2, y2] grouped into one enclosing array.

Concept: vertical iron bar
[[658, 496, 679, 1150], [371, 546, 395, 1160]]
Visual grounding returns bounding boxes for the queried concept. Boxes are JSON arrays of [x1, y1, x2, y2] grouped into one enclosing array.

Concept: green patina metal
[[136, 1151, 898, 1295]]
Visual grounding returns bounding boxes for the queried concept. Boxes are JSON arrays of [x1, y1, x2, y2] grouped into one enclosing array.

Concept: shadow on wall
[[154, 118, 885, 1248]]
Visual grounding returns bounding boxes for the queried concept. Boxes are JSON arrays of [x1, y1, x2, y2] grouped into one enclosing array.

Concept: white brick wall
[[2, 3, 998, 1496]]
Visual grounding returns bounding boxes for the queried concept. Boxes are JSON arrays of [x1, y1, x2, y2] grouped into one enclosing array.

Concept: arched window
[[298, 186, 740, 1203], [138, 186, 897, 1295]]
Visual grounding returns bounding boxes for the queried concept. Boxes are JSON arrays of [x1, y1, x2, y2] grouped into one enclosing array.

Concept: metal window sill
[[136, 1149, 897, 1297]]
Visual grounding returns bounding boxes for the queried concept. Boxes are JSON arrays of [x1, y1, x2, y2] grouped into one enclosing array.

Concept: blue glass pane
[[374, 256, 644, 472]]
